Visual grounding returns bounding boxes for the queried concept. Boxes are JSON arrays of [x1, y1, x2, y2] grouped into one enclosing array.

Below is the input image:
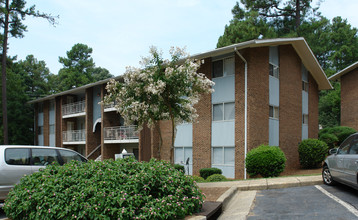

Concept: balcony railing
[[62, 101, 85, 116], [63, 130, 86, 143], [104, 101, 117, 112], [104, 125, 139, 141]]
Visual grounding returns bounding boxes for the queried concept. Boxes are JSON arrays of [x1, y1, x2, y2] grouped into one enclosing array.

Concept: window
[[32, 148, 59, 165], [302, 81, 309, 92], [349, 142, 358, 154], [38, 126, 43, 135], [338, 136, 354, 155], [49, 100, 55, 111], [213, 102, 235, 121], [58, 149, 86, 164], [212, 147, 235, 165], [269, 105, 279, 119], [269, 63, 279, 78], [302, 114, 309, 124], [5, 148, 30, 165], [212, 57, 234, 78]]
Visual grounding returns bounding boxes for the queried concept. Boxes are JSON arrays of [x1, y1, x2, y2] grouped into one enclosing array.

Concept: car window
[[349, 141, 358, 154], [32, 148, 60, 165], [58, 149, 86, 164], [338, 136, 354, 155], [5, 148, 30, 165]]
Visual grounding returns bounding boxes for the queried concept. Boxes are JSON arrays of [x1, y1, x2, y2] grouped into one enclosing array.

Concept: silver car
[[322, 133, 358, 189], [0, 145, 87, 203]]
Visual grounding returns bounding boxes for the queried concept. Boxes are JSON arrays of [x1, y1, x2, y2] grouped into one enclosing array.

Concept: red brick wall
[[139, 124, 151, 161], [234, 47, 270, 179], [341, 69, 358, 130], [34, 103, 39, 145], [279, 45, 302, 171], [308, 73, 319, 138], [55, 97, 62, 147], [235, 50, 247, 179], [192, 57, 212, 176]]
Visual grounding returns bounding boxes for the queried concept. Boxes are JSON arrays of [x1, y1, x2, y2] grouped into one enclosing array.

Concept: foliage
[[319, 133, 338, 150], [318, 126, 357, 147], [319, 83, 341, 128], [4, 158, 205, 220], [298, 139, 328, 169], [173, 164, 185, 173], [245, 145, 286, 178], [104, 46, 214, 162], [199, 168, 222, 179], [191, 176, 206, 183], [206, 174, 227, 182], [57, 43, 113, 92]]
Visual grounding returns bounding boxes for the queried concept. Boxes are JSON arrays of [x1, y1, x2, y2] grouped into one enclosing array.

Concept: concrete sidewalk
[[190, 175, 322, 219]]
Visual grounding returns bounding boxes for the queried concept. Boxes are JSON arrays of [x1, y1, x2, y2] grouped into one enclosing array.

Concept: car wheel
[[322, 166, 335, 186]]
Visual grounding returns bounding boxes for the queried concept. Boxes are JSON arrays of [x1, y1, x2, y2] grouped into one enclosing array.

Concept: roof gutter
[[234, 47, 248, 180]]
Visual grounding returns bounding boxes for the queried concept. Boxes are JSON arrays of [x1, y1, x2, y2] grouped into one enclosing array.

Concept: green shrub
[[206, 174, 227, 182], [4, 158, 204, 220], [191, 176, 206, 183], [319, 133, 338, 149], [199, 168, 222, 179], [319, 126, 356, 147], [298, 139, 328, 169], [245, 145, 286, 178], [173, 163, 185, 173]]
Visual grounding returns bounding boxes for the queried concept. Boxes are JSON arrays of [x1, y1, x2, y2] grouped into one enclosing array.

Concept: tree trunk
[[2, 0, 9, 145], [295, 0, 301, 31]]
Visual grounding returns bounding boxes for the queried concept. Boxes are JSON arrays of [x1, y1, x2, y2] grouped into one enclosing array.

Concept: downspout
[[234, 48, 248, 180]]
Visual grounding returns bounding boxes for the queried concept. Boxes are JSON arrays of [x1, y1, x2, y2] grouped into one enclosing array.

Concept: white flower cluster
[[103, 46, 215, 129]]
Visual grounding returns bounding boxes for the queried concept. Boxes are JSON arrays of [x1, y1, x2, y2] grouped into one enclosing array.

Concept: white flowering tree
[[104, 46, 214, 163]]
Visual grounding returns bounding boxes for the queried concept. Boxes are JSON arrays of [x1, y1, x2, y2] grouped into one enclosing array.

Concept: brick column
[[55, 97, 62, 147], [279, 45, 302, 171], [341, 69, 358, 130], [192, 57, 212, 176], [308, 74, 319, 138], [34, 103, 39, 145], [139, 123, 151, 161]]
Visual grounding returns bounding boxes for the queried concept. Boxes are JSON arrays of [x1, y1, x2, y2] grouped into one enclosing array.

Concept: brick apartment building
[[30, 37, 332, 179], [329, 61, 358, 130]]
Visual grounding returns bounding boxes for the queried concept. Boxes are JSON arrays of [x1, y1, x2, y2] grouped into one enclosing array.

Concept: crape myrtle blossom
[[104, 46, 214, 162]]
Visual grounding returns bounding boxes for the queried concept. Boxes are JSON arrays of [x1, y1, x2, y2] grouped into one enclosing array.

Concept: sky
[[7, 0, 358, 76]]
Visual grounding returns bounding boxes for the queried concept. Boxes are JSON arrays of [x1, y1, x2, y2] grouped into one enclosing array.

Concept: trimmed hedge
[[4, 158, 204, 220], [245, 145, 286, 178], [298, 139, 328, 169], [206, 174, 227, 182], [191, 176, 206, 183], [319, 133, 338, 149], [199, 168, 222, 179], [319, 126, 356, 147]]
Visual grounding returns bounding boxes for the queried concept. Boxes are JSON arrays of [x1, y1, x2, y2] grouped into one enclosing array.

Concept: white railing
[[63, 130, 86, 142], [62, 101, 86, 116], [104, 125, 139, 141]]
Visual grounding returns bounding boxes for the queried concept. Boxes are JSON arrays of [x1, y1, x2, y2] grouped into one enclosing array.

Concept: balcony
[[104, 125, 139, 143], [104, 101, 117, 112], [62, 101, 86, 118], [63, 130, 86, 145]]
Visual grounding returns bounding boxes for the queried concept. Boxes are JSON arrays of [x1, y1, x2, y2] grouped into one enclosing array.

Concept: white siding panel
[[212, 75, 235, 103], [302, 91, 308, 114], [269, 119, 279, 146], [212, 121, 235, 146], [269, 76, 280, 106], [174, 123, 192, 147], [38, 113, 44, 126], [49, 109, 55, 124], [269, 46, 279, 66], [49, 134, 55, 147], [212, 165, 234, 178], [93, 86, 102, 124], [38, 135, 44, 146], [302, 124, 308, 140]]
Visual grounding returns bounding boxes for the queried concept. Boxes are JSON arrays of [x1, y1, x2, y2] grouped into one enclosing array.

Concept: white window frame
[[211, 146, 235, 166], [269, 63, 279, 79], [212, 56, 235, 78], [269, 105, 279, 120], [212, 102, 235, 121]]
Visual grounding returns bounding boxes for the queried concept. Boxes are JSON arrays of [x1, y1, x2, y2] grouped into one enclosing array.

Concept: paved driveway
[[248, 184, 358, 219]]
